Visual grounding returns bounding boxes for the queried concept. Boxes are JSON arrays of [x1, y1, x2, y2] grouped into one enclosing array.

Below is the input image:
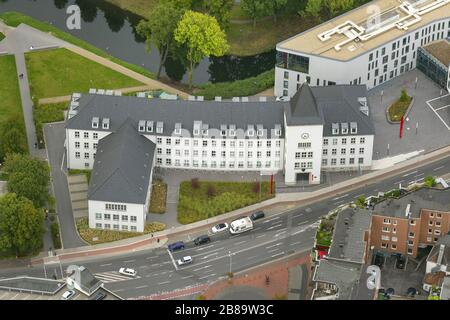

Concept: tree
[[355, 195, 366, 208], [136, 2, 185, 79], [204, 0, 234, 29], [4, 154, 50, 208], [424, 176, 436, 188], [400, 89, 409, 102], [327, 0, 354, 16], [0, 114, 28, 161], [303, 0, 323, 19], [0, 193, 45, 257], [269, 0, 288, 22], [241, 0, 273, 27], [174, 11, 229, 88]]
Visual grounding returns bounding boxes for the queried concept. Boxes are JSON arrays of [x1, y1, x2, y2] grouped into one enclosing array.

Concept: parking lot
[[426, 93, 450, 131]]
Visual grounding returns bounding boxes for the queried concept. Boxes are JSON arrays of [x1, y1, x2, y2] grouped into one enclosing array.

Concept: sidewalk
[[30, 144, 450, 265]]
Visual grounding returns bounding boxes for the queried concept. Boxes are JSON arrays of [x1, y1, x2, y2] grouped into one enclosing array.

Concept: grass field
[[33, 102, 68, 148], [25, 48, 143, 99], [0, 12, 155, 79], [0, 55, 23, 128]]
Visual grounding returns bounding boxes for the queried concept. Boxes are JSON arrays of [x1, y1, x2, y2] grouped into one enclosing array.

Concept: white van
[[229, 217, 253, 234]]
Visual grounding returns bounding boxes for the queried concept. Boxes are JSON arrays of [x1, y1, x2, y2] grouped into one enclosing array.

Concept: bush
[[207, 184, 217, 198], [355, 196, 366, 208], [424, 176, 436, 188], [400, 89, 409, 102], [33, 102, 67, 148], [195, 69, 274, 100], [191, 178, 200, 189]]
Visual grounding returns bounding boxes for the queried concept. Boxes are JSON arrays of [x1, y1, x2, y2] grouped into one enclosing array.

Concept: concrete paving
[[67, 175, 88, 218]]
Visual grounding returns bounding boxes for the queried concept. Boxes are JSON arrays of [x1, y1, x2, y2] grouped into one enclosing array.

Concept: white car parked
[[119, 267, 137, 277], [211, 222, 229, 234], [61, 290, 76, 300], [276, 96, 290, 102], [177, 256, 193, 266]]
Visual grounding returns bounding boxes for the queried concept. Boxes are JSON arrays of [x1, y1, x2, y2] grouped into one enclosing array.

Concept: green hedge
[[195, 69, 275, 100], [0, 12, 154, 79], [33, 102, 67, 148], [50, 220, 62, 249], [177, 180, 274, 224]]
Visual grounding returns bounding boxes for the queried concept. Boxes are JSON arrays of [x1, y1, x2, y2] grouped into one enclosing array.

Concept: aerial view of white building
[[275, 0, 450, 97], [65, 84, 374, 231]]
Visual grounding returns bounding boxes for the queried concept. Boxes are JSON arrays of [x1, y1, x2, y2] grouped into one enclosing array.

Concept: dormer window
[[350, 122, 358, 134], [202, 129, 208, 135], [138, 120, 146, 132], [341, 123, 348, 135], [156, 122, 163, 134], [92, 117, 99, 129], [175, 123, 182, 135], [248, 130, 254, 137], [332, 123, 339, 135], [257, 125, 263, 137], [274, 124, 281, 137], [102, 118, 110, 130], [229, 125, 236, 137], [146, 121, 153, 133], [220, 125, 227, 136]]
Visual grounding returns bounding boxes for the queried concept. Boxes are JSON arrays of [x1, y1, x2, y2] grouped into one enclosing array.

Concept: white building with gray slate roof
[[65, 84, 374, 232]]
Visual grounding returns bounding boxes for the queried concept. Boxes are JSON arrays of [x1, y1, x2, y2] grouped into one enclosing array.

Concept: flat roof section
[[423, 39, 450, 67], [278, 0, 450, 61]]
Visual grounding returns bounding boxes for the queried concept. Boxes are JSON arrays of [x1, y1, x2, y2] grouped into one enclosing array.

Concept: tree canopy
[[136, 1, 186, 79], [0, 113, 28, 161], [4, 153, 50, 208], [0, 193, 44, 257], [203, 0, 234, 29], [241, 0, 273, 27], [174, 10, 229, 88]]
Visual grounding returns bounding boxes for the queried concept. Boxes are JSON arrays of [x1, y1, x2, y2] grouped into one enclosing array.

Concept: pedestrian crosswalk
[[94, 271, 140, 283]]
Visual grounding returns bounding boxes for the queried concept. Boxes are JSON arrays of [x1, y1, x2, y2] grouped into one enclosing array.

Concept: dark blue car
[[168, 241, 185, 252]]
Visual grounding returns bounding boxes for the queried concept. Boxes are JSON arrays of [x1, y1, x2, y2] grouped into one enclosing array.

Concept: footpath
[[31, 144, 450, 265]]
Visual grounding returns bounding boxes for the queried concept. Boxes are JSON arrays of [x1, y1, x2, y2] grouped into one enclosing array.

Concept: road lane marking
[[246, 255, 258, 260], [263, 216, 281, 224], [354, 194, 365, 198], [332, 194, 349, 200], [113, 289, 124, 293], [136, 285, 148, 289], [292, 213, 303, 218], [94, 272, 141, 283], [267, 223, 283, 230], [193, 265, 212, 272], [402, 170, 418, 177], [268, 248, 280, 253], [275, 229, 287, 237], [167, 249, 178, 271], [123, 259, 135, 263], [266, 242, 283, 249], [433, 165, 445, 171], [393, 180, 404, 185], [201, 252, 219, 260], [256, 234, 265, 239], [158, 281, 171, 285], [195, 244, 215, 251], [333, 200, 345, 205], [290, 241, 302, 246], [271, 252, 285, 258], [146, 256, 158, 260], [234, 240, 247, 246], [416, 173, 425, 177], [100, 263, 112, 267], [181, 275, 194, 279], [198, 274, 216, 280], [151, 263, 160, 267]]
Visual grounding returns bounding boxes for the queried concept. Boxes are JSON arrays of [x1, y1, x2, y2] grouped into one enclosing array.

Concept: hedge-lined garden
[[177, 179, 274, 224], [76, 217, 166, 245]]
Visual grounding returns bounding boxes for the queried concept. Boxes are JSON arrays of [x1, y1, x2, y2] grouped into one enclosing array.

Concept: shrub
[[207, 184, 216, 198], [33, 102, 67, 148], [50, 220, 62, 249], [191, 178, 200, 189], [355, 196, 366, 208], [424, 176, 436, 188], [149, 180, 167, 213], [400, 89, 409, 102]]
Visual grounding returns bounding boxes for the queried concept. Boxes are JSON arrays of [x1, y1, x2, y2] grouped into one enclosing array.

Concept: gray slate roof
[[312, 84, 375, 137], [88, 119, 155, 204], [66, 94, 286, 138], [285, 83, 324, 126], [313, 259, 362, 300], [373, 188, 450, 219], [328, 208, 372, 263]]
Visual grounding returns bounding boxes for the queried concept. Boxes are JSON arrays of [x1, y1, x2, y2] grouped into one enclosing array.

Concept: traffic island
[[387, 89, 414, 123]]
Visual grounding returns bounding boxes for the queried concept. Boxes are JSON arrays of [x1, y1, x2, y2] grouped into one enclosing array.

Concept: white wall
[[88, 200, 146, 232], [66, 128, 110, 170], [284, 118, 323, 185]]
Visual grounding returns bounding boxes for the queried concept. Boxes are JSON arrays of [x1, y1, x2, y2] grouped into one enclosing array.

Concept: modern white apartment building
[[275, 0, 450, 97], [65, 83, 374, 231]]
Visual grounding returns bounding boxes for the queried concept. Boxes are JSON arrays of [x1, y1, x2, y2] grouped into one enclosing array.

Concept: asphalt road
[[0, 155, 449, 299]]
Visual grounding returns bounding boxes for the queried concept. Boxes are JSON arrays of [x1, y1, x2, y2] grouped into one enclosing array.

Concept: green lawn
[[0, 12, 155, 79], [0, 55, 23, 128], [33, 102, 68, 148], [178, 180, 275, 224], [25, 48, 143, 99], [0, 32, 5, 41], [388, 95, 413, 122]]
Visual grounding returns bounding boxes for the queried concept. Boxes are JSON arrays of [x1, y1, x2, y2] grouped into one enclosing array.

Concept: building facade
[[417, 39, 450, 90], [275, 0, 450, 97], [65, 84, 374, 231]]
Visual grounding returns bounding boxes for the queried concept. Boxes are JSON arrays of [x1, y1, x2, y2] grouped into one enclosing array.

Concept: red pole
[[399, 116, 404, 139], [270, 175, 273, 194]]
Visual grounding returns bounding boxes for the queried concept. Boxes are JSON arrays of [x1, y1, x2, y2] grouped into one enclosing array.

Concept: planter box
[[386, 97, 414, 124]]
